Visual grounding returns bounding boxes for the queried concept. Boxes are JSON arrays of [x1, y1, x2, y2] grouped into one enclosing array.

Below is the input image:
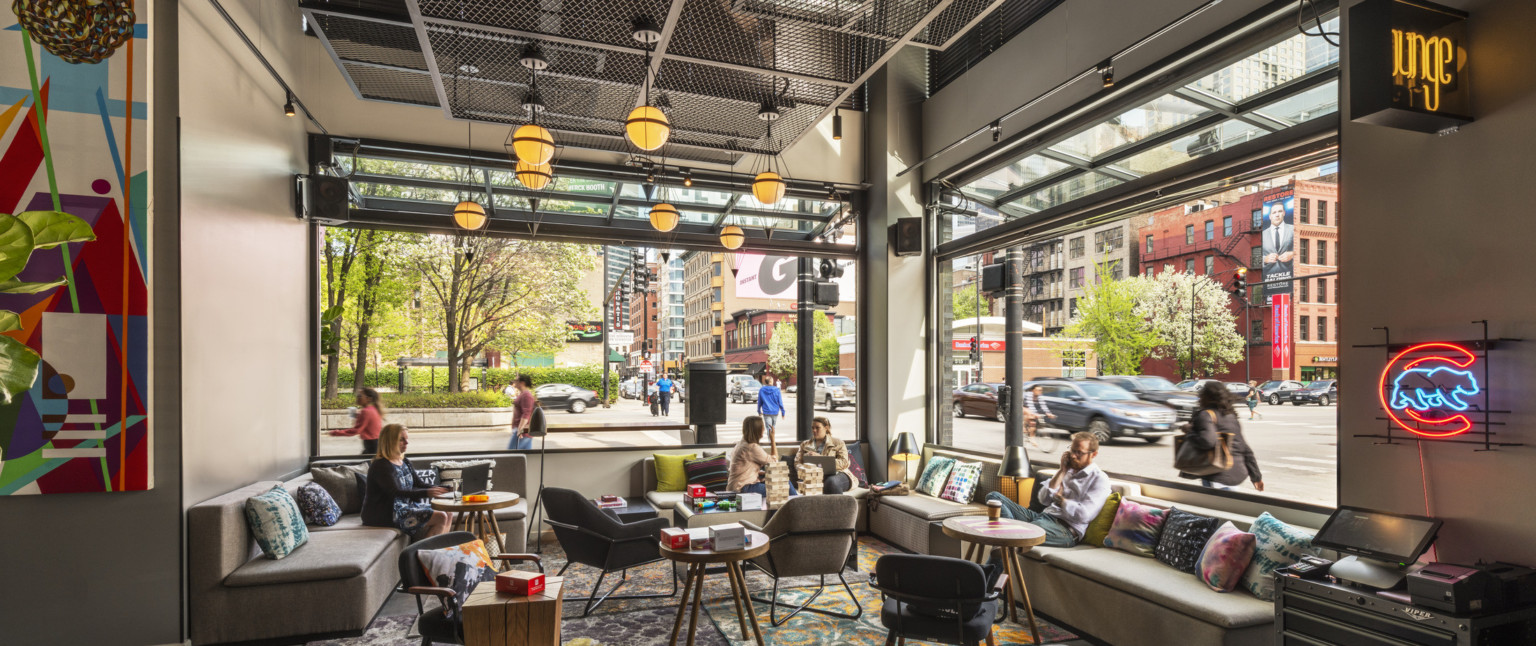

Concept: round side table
[[660, 530, 770, 646], [431, 491, 521, 556], [942, 515, 1047, 643]]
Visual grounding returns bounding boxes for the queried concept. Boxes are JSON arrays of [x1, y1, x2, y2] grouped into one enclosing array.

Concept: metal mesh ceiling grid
[[913, 0, 1000, 47], [344, 63, 442, 106], [417, 0, 676, 50], [668, 0, 887, 84], [314, 13, 430, 70]]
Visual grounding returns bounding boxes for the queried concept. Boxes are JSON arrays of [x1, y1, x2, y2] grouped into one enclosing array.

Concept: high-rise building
[[681, 251, 729, 364]]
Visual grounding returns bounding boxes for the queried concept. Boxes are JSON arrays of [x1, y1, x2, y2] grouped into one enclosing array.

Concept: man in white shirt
[[1262, 202, 1294, 279], [983, 432, 1111, 547]]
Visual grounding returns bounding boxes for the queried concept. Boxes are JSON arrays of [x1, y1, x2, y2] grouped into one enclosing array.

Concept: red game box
[[660, 527, 690, 550], [686, 484, 707, 498], [495, 570, 545, 596]]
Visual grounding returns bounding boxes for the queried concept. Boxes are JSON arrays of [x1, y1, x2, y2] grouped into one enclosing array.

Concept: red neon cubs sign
[[1377, 342, 1481, 438]]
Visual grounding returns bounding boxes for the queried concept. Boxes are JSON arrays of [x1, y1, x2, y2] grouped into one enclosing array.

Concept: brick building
[[1135, 176, 1339, 382]]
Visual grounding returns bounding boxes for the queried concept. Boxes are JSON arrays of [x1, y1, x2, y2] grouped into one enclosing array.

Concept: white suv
[[815, 375, 857, 411]]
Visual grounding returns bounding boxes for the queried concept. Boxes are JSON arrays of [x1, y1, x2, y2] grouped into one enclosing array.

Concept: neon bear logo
[[1390, 366, 1478, 412]]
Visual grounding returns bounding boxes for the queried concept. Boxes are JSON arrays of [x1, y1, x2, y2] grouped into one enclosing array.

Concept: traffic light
[[1231, 268, 1247, 300], [969, 336, 981, 364]]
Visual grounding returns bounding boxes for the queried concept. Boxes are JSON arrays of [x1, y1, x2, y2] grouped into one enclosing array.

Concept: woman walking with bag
[[1179, 382, 1264, 491], [1245, 380, 1263, 420]]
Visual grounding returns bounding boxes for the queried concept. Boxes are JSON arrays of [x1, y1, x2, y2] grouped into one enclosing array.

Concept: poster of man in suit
[[1261, 195, 1294, 295]]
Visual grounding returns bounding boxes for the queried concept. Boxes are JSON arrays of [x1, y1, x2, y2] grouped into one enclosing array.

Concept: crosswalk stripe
[[1273, 464, 1331, 473], [1281, 457, 1336, 464]]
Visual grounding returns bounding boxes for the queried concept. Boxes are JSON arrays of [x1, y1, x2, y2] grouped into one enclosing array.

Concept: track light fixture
[[991, 121, 1000, 143], [1098, 59, 1115, 88], [832, 107, 842, 140], [825, 184, 838, 200], [682, 170, 692, 187], [283, 93, 296, 117]]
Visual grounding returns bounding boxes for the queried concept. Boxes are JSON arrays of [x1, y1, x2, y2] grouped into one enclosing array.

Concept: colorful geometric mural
[[0, 14, 149, 494]]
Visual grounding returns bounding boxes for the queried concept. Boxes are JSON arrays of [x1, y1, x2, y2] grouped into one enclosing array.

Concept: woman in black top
[[1180, 382, 1265, 491], [361, 424, 451, 539]]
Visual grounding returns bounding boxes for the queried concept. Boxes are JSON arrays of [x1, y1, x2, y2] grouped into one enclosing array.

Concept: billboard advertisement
[[1260, 193, 1295, 295], [1271, 295, 1292, 372], [734, 252, 856, 301]]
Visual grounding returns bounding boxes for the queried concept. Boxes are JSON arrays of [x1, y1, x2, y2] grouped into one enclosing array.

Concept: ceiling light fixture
[[832, 107, 842, 141], [508, 42, 556, 166], [649, 202, 679, 232], [751, 100, 787, 205], [458, 63, 479, 75], [682, 169, 693, 187], [516, 159, 552, 191], [1098, 58, 1115, 88], [283, 93, 296, 117], [626, 17, 671, 152], [719, 225, 745, 250], [451, 26, 487, 232], [453, 200, 487, 230]]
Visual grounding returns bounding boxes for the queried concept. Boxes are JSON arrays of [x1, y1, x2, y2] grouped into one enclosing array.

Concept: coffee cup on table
[[987, 499, 1002, 521]]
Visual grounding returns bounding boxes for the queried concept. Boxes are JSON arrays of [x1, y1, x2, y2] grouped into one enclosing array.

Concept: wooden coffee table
[[461, 577, 562, 646], [660, 529, 770, 646], [942, 516, 1047, 643], [432, 491, 521, 556]]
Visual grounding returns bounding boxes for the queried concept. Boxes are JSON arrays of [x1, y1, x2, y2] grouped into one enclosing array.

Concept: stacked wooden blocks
[[797, 464, 824, 496], [765, 462, 791, 509]]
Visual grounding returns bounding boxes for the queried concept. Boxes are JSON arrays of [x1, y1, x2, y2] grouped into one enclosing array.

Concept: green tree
[[952, 289, 986, 321], [766, 313, 838, 380], [1058, 259, 1156, 375], [321, 228, 363, 398]]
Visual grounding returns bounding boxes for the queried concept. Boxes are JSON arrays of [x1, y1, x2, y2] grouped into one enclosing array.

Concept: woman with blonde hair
[[360, 424, 451, 539]]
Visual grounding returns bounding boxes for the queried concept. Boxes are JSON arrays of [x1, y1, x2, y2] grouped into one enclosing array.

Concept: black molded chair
[[541, 486, 678, 616], [871, 554, 1006, 646], [742, 494, 862, 625], [398, 531, 543, 646]]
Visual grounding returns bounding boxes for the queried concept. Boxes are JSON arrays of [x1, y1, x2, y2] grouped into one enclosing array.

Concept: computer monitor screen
[[1312, 506, 1441, 564]]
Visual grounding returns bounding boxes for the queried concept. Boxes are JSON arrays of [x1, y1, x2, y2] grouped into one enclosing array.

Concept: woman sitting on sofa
[[794, 416, 856, 494], [361, 423, 452, 540], [729, 416, 795, 496]]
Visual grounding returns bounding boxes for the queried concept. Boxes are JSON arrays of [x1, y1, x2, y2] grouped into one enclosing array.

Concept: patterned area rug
[[308, 536, 1078, 645]]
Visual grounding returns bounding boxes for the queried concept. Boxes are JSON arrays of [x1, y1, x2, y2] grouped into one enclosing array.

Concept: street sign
[[608, 331, 635, 345], [639, 359, 654, 374]]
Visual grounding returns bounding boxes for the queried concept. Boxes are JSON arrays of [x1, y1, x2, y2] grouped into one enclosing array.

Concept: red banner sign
[[1271, 295, 1292, 371], [952, 339, 1005, 352]]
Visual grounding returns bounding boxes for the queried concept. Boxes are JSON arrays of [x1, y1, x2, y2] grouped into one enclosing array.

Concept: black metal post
[[1004, 246, 1024, 448], [601, 246, 610, 407], [1244, 296, 1251, 385], [975, 272, 983, 382], [1190, 276, 1197, 379], [797, 256, 816, 442]]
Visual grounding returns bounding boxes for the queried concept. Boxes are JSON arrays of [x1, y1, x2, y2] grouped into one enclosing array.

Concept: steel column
[[797, 256, 816, 443], [1004, 246, 1024, 448]]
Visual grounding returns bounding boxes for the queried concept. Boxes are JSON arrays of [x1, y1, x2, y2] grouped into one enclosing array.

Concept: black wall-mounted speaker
[[305, 175, 351, 222], [892, 217, 922, 256], [814, 280, 840, 307], [981, 262, 1006, 294]]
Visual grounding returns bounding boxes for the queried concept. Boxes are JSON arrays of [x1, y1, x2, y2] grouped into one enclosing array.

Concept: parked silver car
[[815, 375, 857, 411]]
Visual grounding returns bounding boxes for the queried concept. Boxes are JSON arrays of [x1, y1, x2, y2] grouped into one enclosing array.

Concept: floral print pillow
[[1103, 499, 1166, 557], [1198, 521, 1257, 592], [295, 482, 342, 527], [244, 485, 309, 559], [417, 539, 498, 618]]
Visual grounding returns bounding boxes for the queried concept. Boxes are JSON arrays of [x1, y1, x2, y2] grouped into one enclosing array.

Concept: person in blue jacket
[[756, 376, 785, 434], [656, 374, 675, 416]]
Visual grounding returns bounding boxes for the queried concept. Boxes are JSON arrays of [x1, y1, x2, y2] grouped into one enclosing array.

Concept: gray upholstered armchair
[[742, 495, 862, 625]]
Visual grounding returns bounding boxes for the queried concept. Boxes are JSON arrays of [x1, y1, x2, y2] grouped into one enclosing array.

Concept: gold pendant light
[[516, 159, 553, 190], [509, 43, 556, 165], [626, 17, 671, 152], [751, 100, 789, 206], [649, 202, 679, 232], [719, 225, 745, 250], [453, 200, 487, 230]]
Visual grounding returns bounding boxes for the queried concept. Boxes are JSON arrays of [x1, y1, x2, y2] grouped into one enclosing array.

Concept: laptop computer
[[802, 455, 840, 474], [456, 463, 491, 496]]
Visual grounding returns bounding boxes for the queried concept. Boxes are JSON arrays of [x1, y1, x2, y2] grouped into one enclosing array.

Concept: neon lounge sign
[[1350, 0, 1471, 133], [1377, 342, 1481, 438]]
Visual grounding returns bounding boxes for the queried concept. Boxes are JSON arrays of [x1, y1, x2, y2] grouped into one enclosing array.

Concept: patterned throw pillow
[[415, 469, 438, 486], [684, 455, 730, 492], [1198, 521, 1257, 592], [1081, 492, 1122, 548], [939, 460, 984, 503], [1155, 508, 1223, 573], [653, 453, 697, 492], [295, 482, 342, 527], [915, 456, 956, 497], [244, 485, 309, 559], [1242, 512, 1320, 600], [418, 539, 498, 618], [1103, 500, 1166, 557], [310, 464, 369, 514], [845, 442, 870, 488]]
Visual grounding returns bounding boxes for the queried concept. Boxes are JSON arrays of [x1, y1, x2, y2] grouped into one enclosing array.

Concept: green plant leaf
[[0, 311, 19, 332], [0, 214, 36, 284], [17, 210, 96, 249], [0, 278, 68, 294], [0, 335, 41, 405]]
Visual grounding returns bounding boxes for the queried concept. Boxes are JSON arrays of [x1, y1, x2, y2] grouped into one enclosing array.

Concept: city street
[[324, 396, 1337, 506], [949, 400, 1339, 506]]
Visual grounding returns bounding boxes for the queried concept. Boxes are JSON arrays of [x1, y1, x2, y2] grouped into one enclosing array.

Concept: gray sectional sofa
[[640, 443, 870, 532], [188, 454, 527, 645], [866, 446, 1004, 557]]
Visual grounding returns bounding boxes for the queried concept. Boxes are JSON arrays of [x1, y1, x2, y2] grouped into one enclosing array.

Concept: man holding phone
[[982, 431, 1111, 547]]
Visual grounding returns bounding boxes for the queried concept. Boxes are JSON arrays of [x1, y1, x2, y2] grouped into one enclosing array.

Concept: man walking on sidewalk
[[757, 376, 785, 433]]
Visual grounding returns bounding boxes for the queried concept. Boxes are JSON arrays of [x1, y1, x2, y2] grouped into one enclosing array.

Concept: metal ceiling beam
[[639, 0, 689, 110], [781, 0, 957, 154], [403, 0, 455, 121]]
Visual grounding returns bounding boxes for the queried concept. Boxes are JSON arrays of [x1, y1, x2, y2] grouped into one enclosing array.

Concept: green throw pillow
[[1081, 492, 1122, 548], [654, 453, 696, 492]]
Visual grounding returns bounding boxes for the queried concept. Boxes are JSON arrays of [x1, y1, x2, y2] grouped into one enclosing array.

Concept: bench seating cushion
[[1040, 547, 1273, 628], [224, 528, 401, 587], [875, 492, 986, 521], [647, 490, 686, 510]]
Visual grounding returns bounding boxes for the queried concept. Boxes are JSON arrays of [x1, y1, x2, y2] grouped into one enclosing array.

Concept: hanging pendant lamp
[[626, 17, 671, 152], [509, 43, 557, 165], [751, 101, 789, 205], [450, 33, 487, 231], [453, 200, 488, 230], [516, 159, 553, 190], [649, 202, 679, 232], [719, 225, 745, 250]]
